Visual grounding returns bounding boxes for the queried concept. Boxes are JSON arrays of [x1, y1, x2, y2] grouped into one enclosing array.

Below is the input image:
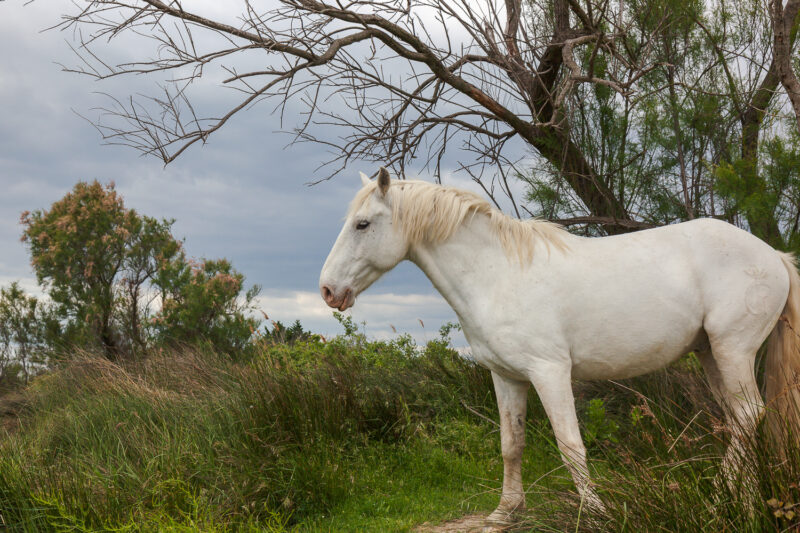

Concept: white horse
[[319, 168, 800, 523]]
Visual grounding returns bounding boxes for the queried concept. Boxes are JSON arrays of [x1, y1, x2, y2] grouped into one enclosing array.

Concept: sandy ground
[[414, 514, 514, 532]]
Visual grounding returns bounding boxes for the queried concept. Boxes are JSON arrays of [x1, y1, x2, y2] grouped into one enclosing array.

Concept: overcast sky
[[0, 0, 528, 345]]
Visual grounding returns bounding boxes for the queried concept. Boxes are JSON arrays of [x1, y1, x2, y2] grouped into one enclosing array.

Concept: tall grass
[[0, 329, 499, 531], [517, 357, 800, 532], [1, 326, 799, 532]]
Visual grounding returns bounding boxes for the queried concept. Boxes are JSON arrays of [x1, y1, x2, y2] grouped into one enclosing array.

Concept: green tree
[[21, 181, 180, 356], [522, 0, 800, 250], [20, 180, 260, 357], [0, 283, 57, 385], [153, 258, 260, 353], [262, 319, 312, 345]]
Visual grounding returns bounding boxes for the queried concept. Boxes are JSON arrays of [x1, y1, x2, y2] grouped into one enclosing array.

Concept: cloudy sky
[[0, 0, 526, 344]]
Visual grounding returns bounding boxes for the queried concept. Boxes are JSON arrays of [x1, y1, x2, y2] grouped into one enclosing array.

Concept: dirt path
[[414, 514, 511, 533]]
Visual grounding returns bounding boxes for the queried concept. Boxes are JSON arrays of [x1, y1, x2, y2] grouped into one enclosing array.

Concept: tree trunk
[[530, 127, 631, 232], [741, 64, 785, 247], [771, 0, 800, 135]]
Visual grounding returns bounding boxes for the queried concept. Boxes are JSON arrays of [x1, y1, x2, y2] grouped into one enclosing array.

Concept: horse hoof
[[481, 519, 510, 532], [484, 506, 523, 529]]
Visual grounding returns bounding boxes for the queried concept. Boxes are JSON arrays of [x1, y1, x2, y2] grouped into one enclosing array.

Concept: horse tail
[[766, 251, 800, 445]]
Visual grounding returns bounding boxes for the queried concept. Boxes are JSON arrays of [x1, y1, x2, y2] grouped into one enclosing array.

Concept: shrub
[[153, 258, 260, 353]]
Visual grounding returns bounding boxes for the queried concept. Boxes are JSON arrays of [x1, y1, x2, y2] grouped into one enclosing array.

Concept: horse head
[[319, 167, 409, 310]]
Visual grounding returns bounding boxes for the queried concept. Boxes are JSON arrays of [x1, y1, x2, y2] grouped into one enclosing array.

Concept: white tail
[[765, 252, 800, 445]]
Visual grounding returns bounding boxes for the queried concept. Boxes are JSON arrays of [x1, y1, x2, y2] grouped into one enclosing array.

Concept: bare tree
[[52, 0, 800, 242], [57, 0, 678, 232]]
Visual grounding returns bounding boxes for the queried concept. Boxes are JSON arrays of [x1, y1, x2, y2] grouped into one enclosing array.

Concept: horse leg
[[707, 347, 763, 487], [529, 362, 603, 511], [487, 372, 529, 524], [697, 350, 726, 408]]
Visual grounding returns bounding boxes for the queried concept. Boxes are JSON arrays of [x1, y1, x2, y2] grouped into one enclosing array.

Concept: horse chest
[[461, 317, 569, 380]]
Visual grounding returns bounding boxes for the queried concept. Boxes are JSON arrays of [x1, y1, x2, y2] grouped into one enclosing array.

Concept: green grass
[[298, 421, 565, 532], [0, 330, 524, 531], [1, 326, 799, 532]]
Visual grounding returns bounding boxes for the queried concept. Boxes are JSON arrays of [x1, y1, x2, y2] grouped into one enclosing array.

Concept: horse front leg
[[487, 371, 529, 524], [530, 362, 604, 512]]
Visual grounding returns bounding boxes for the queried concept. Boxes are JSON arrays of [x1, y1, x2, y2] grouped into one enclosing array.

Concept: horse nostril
[[321, 285, 333, 303]]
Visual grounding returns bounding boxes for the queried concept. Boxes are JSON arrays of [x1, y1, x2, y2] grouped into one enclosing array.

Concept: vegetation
[[0, 283, 56, 389], [0, 319, 798, 532], [14, 180, 259, 361], [0, 324, 502, 531], [152, 257, 260, 354], [54, 0, 800, 243], [523, 0, 800, 249]]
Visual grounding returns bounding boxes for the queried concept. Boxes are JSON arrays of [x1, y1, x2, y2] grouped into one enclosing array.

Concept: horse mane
[[348, 179, 568, 263]]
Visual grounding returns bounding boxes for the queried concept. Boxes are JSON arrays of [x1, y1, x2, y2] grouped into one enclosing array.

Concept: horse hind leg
[[702, 345, 764, 486], [697, 350, 727, 412]]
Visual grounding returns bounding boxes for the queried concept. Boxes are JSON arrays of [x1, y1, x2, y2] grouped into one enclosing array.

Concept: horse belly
[[569, 317, 706, 380], [562, 276, 707, 380]]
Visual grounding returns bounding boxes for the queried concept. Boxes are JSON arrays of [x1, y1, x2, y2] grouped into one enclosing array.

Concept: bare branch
[[56, 0, 694, 232]]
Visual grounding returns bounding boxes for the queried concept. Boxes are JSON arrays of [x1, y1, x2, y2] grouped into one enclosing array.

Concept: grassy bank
[[0, 323, 798, 531], [0, 326, 529, 531]]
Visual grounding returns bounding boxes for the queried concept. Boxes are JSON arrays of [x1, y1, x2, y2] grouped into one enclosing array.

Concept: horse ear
[[377, 167, 390, 196], [359, 171, 370, 187]]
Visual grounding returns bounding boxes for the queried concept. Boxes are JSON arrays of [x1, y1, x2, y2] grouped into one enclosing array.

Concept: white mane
[[348, 180, 568, 263]]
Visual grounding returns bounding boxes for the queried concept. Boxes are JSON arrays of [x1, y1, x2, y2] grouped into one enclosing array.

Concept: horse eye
[[356, 220, 370, 230]]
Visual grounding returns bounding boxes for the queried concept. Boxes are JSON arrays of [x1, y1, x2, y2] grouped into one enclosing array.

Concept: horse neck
[[407, 215, 512, 319]]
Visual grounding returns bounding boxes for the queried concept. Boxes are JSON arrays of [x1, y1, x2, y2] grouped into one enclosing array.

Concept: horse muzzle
[[320, 284, 354, 311]]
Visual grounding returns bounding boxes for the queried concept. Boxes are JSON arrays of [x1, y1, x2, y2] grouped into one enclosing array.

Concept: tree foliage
[[522, 0, 800, 249], [0, 283, 56, 386], [20, 181, 179, 354], [154, 257, 260, 353], [19, 180, 259, 357]]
